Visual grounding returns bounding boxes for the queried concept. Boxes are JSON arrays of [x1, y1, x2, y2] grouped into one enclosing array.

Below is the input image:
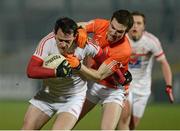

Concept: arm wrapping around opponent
[[66, 53, 132, 86]]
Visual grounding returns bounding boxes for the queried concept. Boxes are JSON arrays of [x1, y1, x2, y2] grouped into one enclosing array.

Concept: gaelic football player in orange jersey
[[66, 10, 133, 130]]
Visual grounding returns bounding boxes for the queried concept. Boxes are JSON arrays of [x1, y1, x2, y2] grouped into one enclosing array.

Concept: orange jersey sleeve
[[85, 19, 110, 48], [85, 19, 109, 33]]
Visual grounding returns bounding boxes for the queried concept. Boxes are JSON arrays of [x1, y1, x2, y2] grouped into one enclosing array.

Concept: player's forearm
[[27, 66, 55, 79], [80, 62, 113, 81], [162, 61, 174, 103], [27, 56, 56, 79], [161, 60, 172, 85], [80, 64, 103, 81]]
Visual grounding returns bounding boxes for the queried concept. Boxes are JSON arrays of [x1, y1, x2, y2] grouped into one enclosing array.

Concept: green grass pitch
[[0, 101, 179, 130]]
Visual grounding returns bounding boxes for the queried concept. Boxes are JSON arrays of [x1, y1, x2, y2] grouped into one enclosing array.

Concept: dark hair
[[131, 11, 146, 24], [111, 9, 134, 32], [54, 17, 78, 36]]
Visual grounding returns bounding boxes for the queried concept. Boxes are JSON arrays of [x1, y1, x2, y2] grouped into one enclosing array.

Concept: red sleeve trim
[[155, 52, 164, 58], [94, 48, 103, 59]]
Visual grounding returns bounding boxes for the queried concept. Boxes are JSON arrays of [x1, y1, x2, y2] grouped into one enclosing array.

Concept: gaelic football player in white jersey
[[118, 11, 174, 130], [22, 17, 103, 130]]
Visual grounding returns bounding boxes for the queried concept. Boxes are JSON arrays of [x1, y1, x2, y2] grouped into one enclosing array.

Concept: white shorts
[[29, 92, 86, 119], [86, 82, 126, 107], [128, 92, 150, 117]]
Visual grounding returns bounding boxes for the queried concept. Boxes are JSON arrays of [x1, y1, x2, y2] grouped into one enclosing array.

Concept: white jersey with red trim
[[33, 32, 100, 101], [127, 31, 165, 95]]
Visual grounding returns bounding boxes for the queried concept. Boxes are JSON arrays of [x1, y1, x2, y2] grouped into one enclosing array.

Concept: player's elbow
[[27, 73, 34, 78], [26, 68, 33, 78], [27, 74, 33, 78]]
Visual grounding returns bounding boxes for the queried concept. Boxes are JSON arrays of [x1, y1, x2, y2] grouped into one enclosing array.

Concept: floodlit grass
[[0, 101, 28, 130], [0, 101, 179, 130], [137, 103, 180, 130]]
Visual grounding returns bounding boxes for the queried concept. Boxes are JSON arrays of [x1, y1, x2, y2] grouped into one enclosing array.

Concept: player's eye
[[110, 24, 115, 30], [111, 24, 125, 34], [117, 30, 125, 34]]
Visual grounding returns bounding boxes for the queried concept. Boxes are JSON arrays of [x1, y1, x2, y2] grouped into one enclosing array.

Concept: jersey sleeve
[[145, 32, 164, 59], [85, 20, 95, 32], [85, 19, 108, 33], [33, 32, 55, 59], [152, 38, 163, 57]]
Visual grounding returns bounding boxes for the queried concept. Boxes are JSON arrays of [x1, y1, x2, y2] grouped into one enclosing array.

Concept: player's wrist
[[166, 85, 172, 88], [165, 84, 174, 103]]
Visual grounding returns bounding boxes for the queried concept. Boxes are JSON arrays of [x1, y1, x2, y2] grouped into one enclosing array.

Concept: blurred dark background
[[0, 0, 179, 103]]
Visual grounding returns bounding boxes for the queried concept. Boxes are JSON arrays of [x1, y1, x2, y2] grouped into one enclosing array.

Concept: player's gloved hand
[[76, 28, 87, 48], [56, 60, 72, 77], [65, 54, 81, 70], [122, 70, 132, 86], [165, 85, 174, 103]]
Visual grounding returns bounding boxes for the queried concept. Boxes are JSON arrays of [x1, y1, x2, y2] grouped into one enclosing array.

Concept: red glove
[[65, 54, 81, 70], [76, 28, 87, 48], [165, 85, 174, 103]]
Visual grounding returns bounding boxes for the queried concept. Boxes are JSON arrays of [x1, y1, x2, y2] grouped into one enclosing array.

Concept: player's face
[[128, 15, 145, 41], [55, 28, 76, 55], [107, 18, 127, 44]]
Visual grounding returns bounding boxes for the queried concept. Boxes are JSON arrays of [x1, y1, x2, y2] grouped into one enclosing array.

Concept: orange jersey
[[85, 19, 131, 71], [85, 19, 132, 88], [86, 19, 109, 48]]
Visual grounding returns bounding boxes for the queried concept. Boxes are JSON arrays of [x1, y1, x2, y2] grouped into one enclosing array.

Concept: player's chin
[[109, 38, 120, 44]]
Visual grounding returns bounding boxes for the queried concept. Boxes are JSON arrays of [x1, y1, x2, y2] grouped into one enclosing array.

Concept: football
[[43, 54, 66, 69]]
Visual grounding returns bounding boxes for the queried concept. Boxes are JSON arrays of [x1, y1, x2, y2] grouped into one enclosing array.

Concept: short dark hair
[[111, 9, 134, 32], [54, 17, 78, 36], [131, 11, 146, 24]]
